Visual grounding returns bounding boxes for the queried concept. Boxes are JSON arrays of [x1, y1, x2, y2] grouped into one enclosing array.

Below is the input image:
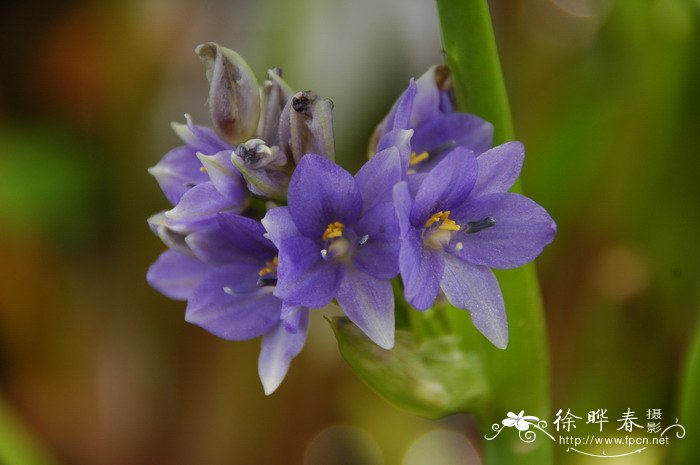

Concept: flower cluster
[[147, 43, 556, 394]]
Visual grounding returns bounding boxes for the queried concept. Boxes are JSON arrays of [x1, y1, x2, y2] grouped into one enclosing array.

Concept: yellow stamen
[[425, 211, 461, 231], [410, 151, 430, 166], [258, 256, 278, 276], [322, 221, 345, 240], [199, 166, 207, 173]]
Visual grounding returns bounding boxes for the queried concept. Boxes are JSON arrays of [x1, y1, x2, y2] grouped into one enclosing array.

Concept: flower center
[[409, 151, 430, 166], [424, 211, 461, 250], [256, 256, 279, 287], [425, 211, 461, 231], [322, 221, 345, 240], [258, 256, 278, 276], [321, 221, 353, 261]]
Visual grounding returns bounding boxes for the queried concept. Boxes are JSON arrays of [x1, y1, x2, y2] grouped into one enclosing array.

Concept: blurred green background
[[0, 0, 698, 464]]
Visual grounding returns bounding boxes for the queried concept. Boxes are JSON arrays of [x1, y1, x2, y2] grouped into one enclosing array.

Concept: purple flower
[[393, 143, 556, 349], [374, 66, 494, 174], [148, 213, 308, 395], [162, 149, 248, 234], [148, 115, 233, 205], [262, 154, 402, 349]]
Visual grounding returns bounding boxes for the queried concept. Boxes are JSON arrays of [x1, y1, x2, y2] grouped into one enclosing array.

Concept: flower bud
[[279, 91, 335, 163], [232, 139, 290, 201], [259, 68, 294, 146], [147, 212, 193, 257], [195, 42, 261, 145]]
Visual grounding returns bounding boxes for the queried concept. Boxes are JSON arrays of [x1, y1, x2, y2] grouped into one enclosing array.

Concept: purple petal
[[440, 255, 508, 349], [471, 142, 524, 197], [147, 250, 210, 300], [164, 182, 239, 231], [258, 313, 309, 395], [185, 227, 250, 266], [336, 266, 394, 349], [400, 230, 444, 310], [409, 66, 443, 125], [217, 212, 277, 260], [261, 207, 300, 248], [196, 150, 247, 204], [393, 182, 443, 310], [410, 147, 478, 226], [412, 113, 493, 157], [275, 236, 340, 308], [382, 79, 417, 135], [452, 193, 556, 269], [439, 90, 454, 113], [176, 114, 231, 154], [148, 146, 208, 205], [280, 303, 307, 333], [393, 181, 413, 232], [148, 212, 194, 256], [287, 154, 362, 238], [352, 201, 400, 279], [376, 128, 413, 174], [185, 266, 280, 340], [355, 147, 404, 210]]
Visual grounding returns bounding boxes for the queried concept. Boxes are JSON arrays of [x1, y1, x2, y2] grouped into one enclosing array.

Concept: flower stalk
[[435, 0, 553, 463]]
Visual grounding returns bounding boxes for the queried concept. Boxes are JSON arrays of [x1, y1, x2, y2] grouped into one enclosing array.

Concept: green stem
[[435, 1, 553, 464], [0, 395, 58, 465], [435, 0, 513, 143], [676, 312, 700, 464]]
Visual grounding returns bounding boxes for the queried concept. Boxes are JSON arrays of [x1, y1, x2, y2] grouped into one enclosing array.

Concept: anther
[[425, 211, 461, 231], [322, 221, 345, 241], [465, 217, 496, 234], [258, 256, 278, 276], [409, 152, 430, 166]]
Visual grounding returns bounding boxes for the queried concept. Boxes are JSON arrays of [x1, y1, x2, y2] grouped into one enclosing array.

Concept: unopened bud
[[259, 68, 294, 146], [195, 42, 260, 145], [279, 91, 335, 163]]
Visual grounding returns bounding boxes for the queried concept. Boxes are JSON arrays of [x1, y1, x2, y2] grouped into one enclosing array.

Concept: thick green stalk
[[435, 1, 553, 464], [435, 0, 513, 143]]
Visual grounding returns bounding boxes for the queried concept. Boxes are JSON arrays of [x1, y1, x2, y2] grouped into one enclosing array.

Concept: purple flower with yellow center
[[373, 65, 494, 175], [262, 153, 402, 349], [393, 143, 556, 349], [148, 212, 308, 395]]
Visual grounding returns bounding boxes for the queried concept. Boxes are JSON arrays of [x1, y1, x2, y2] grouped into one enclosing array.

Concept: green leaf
[[332, 316, 489, 419]]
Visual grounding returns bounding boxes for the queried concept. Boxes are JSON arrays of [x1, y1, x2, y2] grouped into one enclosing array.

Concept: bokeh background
[[0, 0, 698, 464]]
